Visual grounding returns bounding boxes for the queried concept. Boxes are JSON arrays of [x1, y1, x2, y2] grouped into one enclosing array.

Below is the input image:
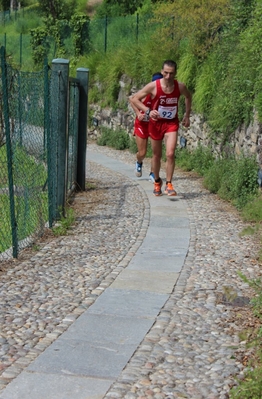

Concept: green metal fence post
[[136, 14, 139, 43], [104, 15, 107, 53], [0, 46, 18, 257], [19, 33, 22, 68], [76, 67, 89, 191], [51, 58, 69, 219]]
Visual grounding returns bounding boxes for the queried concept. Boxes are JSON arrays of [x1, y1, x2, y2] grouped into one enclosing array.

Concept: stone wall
[[88, 75, 262, 167]]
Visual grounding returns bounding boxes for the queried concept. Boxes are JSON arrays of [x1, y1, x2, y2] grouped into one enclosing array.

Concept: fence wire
[[0, 50, 84, 260], [0, 50, 49, 259], [67, 79, 80, 194]]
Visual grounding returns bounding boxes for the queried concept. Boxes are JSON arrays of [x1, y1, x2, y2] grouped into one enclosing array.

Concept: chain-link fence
[[0, 49, 89, 260], [0, 49, 49, 258], [0, 13, 167, 68]]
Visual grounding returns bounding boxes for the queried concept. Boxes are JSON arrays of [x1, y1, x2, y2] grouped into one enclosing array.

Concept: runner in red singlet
[[130, 60, 191, 196], [130, 72, 163, 181]]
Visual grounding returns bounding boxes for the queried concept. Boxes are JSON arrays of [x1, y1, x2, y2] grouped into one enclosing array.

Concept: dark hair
[[152, 72, 163, 81], [162, 60, 177, 71]]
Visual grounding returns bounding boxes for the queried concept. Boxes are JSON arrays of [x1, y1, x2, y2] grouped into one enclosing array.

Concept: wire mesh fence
[[0, 50, 88, 260], [0, 50, 49, 258], [0, 13, 168, 68]]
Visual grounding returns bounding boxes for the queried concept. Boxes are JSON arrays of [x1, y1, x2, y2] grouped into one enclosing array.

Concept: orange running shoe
[[164, 182, 177, 196], [153, 178, 163, 196]]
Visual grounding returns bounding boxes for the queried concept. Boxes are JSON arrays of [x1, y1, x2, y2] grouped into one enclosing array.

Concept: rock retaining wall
[[88, 75, 262, 167]]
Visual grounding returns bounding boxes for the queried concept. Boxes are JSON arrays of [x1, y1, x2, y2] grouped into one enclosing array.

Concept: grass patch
[[229, 271, 262, 399], [0, 145, 48, 254], [241, 194, 262, 222], [52, 207, 75, 236], [0, 191, 48, 253]]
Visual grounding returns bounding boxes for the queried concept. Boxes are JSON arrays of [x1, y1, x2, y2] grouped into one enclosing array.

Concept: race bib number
[[158, 105, 177, 119]]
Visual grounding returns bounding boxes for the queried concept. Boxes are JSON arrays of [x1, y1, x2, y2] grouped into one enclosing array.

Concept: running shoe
[[135, 161, 143, 177], [153, 178, 163, 196], [164, 182, 177, 196], [149, 172, 155, 183]]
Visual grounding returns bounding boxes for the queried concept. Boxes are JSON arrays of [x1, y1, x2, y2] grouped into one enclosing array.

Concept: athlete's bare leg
[[164, 131, 178, 182], [150, 138, 162, 180], [136, 136, 148, 163]]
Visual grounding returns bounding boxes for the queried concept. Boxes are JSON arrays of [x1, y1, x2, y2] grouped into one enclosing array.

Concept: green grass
[[0, 145, 48, 254], [97, 127, 131, 150], [52, 207, 75, 236], [0, 191, 48, 253]]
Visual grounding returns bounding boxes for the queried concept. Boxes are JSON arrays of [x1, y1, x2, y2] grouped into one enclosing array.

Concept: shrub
[[204, 158, 233, 193], [175, 147, 193, 171], [97, 127, 130, 150], [241, 194, 262, 223], [219, 156, 259, 209]]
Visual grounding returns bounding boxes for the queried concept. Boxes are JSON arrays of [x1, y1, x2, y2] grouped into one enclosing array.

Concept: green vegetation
[[52, 206, 75, 236], [0, 145, 48, 253], [229, 272, 262, 399], [97, 126, 131, 150], [97, 127, 261, 216], [1, 0, 262, 394]]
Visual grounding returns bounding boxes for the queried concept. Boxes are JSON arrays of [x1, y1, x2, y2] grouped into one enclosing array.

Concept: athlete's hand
[[150, 110, 160, 121], [182, 116, 190, 128], [137, 113, 145, 121]]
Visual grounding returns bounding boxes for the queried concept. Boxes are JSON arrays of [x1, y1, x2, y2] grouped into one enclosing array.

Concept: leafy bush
[[176, 145, 215, 175], [97, 127, 130, 150], [190, 145, 215, 176], [175, 147, 193, 171], [241, 194, 262, 223], [219, 156, 258, 209], [129, 136, 137, 154], [176, 144, 259, 210], [204, 157, 233, 193]]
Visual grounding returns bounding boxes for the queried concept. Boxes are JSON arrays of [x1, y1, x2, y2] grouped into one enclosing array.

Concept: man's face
[[161, 65, 176, 82]]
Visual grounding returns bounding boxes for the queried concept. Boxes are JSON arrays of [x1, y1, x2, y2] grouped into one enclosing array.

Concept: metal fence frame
[[0, 49, 89, 259]]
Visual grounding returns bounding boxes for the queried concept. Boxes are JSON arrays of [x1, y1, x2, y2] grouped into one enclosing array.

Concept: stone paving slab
[[142, 233, 189, 250], [127, 251, 186, 272], [0, 372, 113, 399], [149, 215, 190, 228], [87, 288, 169, 318], [110, 269, 179, 293], [150, 204, 188, 217], [26, 339, 139, 378], [60, 313, 154, 345]]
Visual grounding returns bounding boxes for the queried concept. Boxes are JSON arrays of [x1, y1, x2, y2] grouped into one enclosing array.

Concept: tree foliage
[[38, 0, 77, 21], [152, 0, 231, 59], [95, 0, 143, 17], [0, 0, 10, 11]]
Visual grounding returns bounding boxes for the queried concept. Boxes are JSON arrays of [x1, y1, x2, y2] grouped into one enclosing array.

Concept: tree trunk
[[10, 0, 18, 10]]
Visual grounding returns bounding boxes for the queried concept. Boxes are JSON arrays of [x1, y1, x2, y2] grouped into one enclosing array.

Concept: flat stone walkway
[[0, 143, 260, 399]]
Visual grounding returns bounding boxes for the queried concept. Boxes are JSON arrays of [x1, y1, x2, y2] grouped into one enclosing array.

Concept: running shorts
[[133, 119, 149, 139], [149, 118, 179, 141]]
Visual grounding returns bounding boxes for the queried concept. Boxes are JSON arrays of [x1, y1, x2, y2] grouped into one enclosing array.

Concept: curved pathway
[[0, 143, 260, 399]]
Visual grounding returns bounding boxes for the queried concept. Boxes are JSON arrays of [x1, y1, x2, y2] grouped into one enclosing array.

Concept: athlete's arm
[[130, 82, 156, 113], [129, 95, 145, 120], [179, 82, 192, 127]]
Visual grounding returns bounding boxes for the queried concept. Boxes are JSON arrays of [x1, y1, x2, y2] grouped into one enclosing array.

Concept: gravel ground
[[0, 142, 261, 398]]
